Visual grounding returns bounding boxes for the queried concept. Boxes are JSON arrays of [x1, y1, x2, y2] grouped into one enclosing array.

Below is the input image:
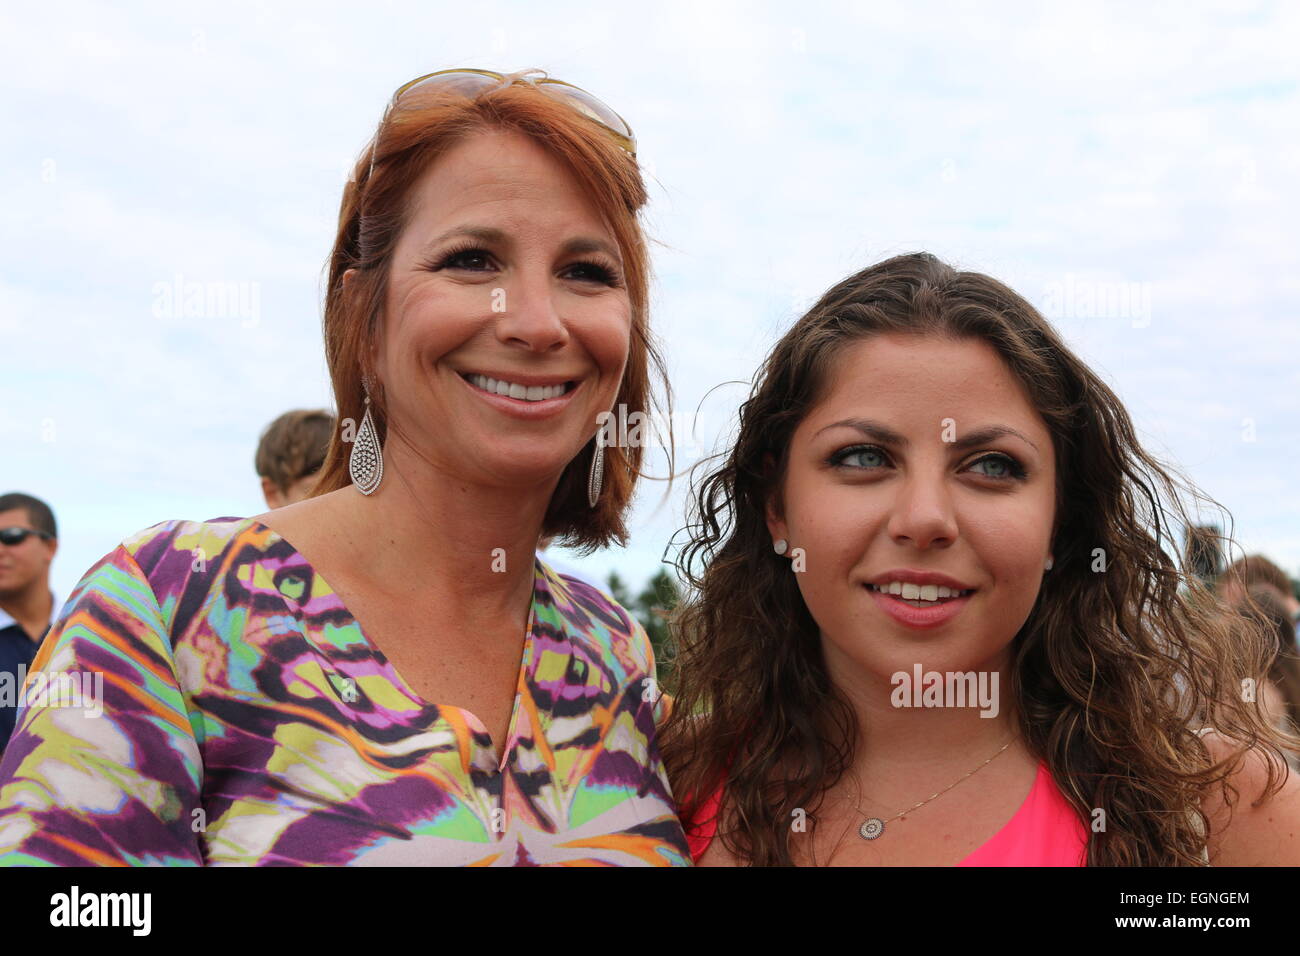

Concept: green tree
[[637, 568, 681, 686], [605, 570, 633, 609]]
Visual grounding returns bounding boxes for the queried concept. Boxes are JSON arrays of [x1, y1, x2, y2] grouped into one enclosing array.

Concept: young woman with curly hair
[[660, 251, 1300, 866]]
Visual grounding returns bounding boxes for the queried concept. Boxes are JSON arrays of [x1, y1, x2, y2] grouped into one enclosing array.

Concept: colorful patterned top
[[0, 517, 690, 866]]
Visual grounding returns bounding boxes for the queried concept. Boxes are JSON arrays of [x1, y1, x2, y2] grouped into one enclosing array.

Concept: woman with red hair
[[0, 70, 685, 866]]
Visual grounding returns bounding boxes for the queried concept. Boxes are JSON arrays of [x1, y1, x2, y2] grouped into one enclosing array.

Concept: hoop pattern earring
[[350, 382, 384, 495]]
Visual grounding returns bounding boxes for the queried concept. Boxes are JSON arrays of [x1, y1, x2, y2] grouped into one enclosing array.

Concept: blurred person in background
[[1226, 583, 1300, 771], [255, 409, 335, 509], [0, 493, 62, 752], [1218, 554, 1300, 643]]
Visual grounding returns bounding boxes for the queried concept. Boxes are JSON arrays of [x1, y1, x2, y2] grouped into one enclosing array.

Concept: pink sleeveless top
[[684, 760, 1088, 866]]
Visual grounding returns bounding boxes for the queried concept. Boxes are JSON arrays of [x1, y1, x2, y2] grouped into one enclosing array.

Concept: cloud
[[5, 0, 1298, 599]]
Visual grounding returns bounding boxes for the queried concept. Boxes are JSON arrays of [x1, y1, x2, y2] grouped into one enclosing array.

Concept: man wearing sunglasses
[[0, 492, 62, 752]]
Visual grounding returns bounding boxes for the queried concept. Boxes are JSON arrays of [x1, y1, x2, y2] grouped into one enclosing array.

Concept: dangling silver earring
[[350, 379, 384, 495], [587, 434, 605, 508]]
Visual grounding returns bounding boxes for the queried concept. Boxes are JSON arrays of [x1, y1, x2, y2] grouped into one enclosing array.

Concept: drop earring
[[587, 434, 605, 508], [350, 378, 384, 495]]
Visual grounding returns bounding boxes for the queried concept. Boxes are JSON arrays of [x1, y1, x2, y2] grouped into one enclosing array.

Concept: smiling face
[[765, 332, 1058, 686], [365, 127, 632, 489]]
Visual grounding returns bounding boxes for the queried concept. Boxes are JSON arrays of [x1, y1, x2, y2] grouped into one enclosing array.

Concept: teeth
[[869, 581, 972, 602], [468, 374, 569, 402]]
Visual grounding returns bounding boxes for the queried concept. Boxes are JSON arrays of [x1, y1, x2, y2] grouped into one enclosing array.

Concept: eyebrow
[[424, 226, 622, 264], [814, 418, 1040, 453]]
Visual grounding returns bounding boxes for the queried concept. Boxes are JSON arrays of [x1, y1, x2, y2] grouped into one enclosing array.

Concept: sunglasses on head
[[0, 526, 54, 546], [366, 68, 636, 181]]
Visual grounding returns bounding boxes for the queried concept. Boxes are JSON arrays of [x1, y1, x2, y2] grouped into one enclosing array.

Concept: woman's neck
[[322, 440, 561, 627], [821, 642, 1025, 783]]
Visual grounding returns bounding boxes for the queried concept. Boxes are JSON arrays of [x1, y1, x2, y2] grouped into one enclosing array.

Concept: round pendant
[[859, 817, 884, 840]]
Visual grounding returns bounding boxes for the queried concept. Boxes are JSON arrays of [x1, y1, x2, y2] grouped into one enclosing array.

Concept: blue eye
[[970, 454, 1026, 480], [834, 446, 888, 470], [827, 445, 1028, 482]]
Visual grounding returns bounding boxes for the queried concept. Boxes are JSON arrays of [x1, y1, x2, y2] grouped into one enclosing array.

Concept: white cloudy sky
[[4, 0, 1299, 602]]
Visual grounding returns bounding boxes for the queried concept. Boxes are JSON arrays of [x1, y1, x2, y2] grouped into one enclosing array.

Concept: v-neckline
[[243, 516, 542, 774]]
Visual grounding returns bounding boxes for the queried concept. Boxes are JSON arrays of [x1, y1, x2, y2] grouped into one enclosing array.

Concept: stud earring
[[774, 539, 788, 556], [349, 378, 384, 495], [1045, 557, 1054, 570]]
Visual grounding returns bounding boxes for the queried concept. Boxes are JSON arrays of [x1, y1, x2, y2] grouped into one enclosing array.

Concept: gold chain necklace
[[852, 735, 1018, 840]]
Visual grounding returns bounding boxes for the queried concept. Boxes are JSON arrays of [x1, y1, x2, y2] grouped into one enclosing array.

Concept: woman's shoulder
[[121, 515, 264, 566], [113, 515, 272, 586], [1198, 727, 1300, 864], [65, 516, 277, 630], [31, 517, 270, 689]]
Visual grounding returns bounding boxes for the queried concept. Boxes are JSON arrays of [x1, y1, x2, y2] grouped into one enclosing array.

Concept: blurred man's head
[[255, 410, 334, 509], [0, 492, 57, 600]]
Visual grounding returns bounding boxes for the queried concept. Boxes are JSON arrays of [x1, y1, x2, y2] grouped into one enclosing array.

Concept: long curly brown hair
[[660, 251, 1299, 866]]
